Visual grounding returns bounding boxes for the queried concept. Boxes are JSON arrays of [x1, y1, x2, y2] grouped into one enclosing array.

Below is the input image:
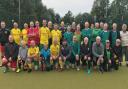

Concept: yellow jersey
[[50, 44, 60, 56], [21, 29, 28, 43], [11, 28, 21, 45], [51, 29, 62, 45], [39, 27, 50, 45], [28, 46, 39, 57]]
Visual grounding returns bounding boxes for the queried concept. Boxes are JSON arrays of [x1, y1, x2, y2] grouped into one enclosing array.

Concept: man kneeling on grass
[[80, 37, 91, 74], [59, 39, 71, 71], [40, 44, 51, 71], [27, 40, 39, 73], [50, 39, 60, 71], [2, 35, 19, 73], [16, 40, 28, 73], [112, 39, 122, 70], [92, 36, 104, 73], [103, 40, 113, 72], [71, 36, 80, 71]]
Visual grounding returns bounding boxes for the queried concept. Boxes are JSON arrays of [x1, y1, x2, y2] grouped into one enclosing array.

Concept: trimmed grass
[[0, 66, 128, 89]]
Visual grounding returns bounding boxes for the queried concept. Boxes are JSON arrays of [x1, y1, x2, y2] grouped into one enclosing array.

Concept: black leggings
[[18, 60, 25, 69], [81, 58, 92, 69]]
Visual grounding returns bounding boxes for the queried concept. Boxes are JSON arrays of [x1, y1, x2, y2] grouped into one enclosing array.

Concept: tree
[[91, 0, 109, 22], [0, 0, 56, 28], [75, 13, 93, 29], [63, 11, 74, 24], [109, 0, 128, 25]]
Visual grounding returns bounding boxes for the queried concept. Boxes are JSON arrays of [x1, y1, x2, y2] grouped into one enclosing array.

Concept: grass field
[[0, 66, 128, 89]]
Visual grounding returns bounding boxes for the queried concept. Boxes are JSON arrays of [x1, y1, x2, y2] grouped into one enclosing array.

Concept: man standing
[[120, 24, 128, 66], [0, 21, 10, 66], [92, 22, 102, 44], [80, 37, 91, 74], [71, 36, 80, 71], [81, 22, 92, 46], [39, 20, 50, 50], [59, 21, 66, 36], [11, 22, 21, 45], [109, 23, 120, 47], [28, 21, 37, 46], [100, 23, 110, 46], [51, 24, 62, 45]]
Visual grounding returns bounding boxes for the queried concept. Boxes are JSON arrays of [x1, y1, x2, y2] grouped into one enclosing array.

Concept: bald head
[[95, 22, 99, 28], [84, 37, 88, 45], [13, 22, 18, 28], [30, 21, 34, 27], [30, 40, 36, 47], [85, 22, 89, 28], [96, 36, 101, 44], [112, 23, 117, 30], [103, 23, 108, 30], [122, 24, 127, 32]]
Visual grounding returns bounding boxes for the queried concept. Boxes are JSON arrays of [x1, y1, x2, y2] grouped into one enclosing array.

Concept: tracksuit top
[[92, 28, 101, 42], [5, 42, 19, 61], [81, 28, 92, 46], [40, 48, 50, 59], [64, 32, 73, 46], [0, 28, 10, 46], [60, 44, 71, 59], [71, 42, 80, 56], [100, 30, 110, 46]]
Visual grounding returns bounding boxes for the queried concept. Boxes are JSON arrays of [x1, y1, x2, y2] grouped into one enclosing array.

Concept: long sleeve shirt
[[60, 45, 71, 59], [5, 42, 19, 61], [92, 42, 104, 57], [71, 42, 80, 56]]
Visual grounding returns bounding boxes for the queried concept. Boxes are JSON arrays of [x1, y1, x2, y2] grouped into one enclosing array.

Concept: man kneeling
[[92, 36, 104, 73], [2, 35, 19, 73]]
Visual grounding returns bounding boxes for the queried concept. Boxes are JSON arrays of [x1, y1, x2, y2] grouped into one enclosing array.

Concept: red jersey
[[27, 27, 38, 46], [34, 27, 40, 45]]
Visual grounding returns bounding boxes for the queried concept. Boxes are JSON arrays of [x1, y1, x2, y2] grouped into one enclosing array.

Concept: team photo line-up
[[0, 20, 128, 74]]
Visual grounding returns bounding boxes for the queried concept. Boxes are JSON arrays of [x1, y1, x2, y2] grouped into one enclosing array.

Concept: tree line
[[0, 0, 128, 29]]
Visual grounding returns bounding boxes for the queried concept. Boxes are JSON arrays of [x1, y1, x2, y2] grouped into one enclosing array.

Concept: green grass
[[0, 66, 128, 89]]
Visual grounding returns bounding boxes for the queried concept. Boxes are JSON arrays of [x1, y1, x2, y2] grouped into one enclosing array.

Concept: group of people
[[0, 20, 128, 74]]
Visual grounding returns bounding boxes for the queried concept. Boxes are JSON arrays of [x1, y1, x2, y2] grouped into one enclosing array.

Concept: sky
[[42, 0, 113, 16]]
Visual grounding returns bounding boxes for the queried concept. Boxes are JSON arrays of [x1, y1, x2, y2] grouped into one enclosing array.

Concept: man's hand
[[99, 55, 103, 58], [88, 57, 91, 61], [9, 57, 12, 61], [63, 56, 66, 61], [109, 60, 111, 64], [52, 56, 57, 60], [76, 55, 79, 61], [114, 54, 117, 59], [84, 56, 87, 60]]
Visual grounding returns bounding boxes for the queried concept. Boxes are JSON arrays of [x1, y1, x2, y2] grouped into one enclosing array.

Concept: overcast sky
[[42, 0, 113, 16]]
